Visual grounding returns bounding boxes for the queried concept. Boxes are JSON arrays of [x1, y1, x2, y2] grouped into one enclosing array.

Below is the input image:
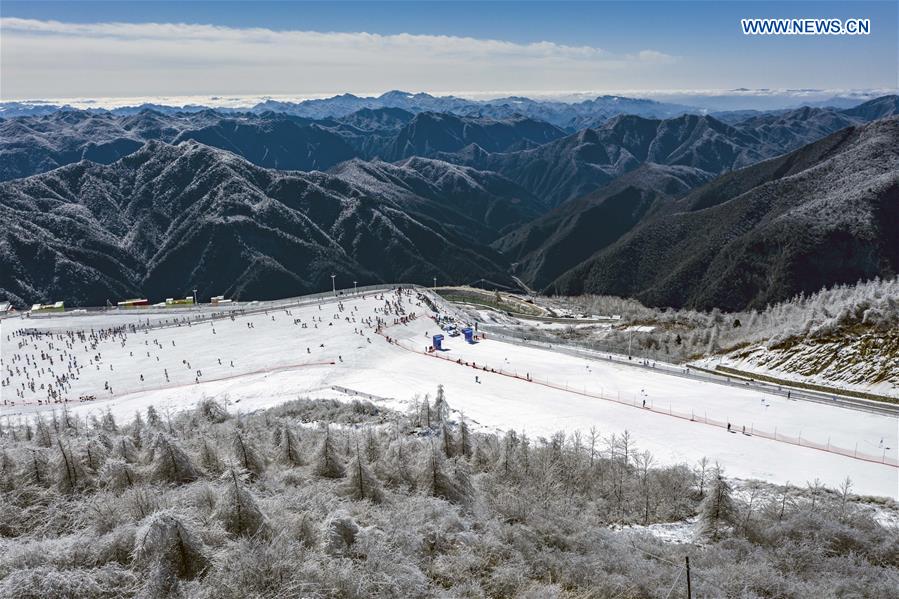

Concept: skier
[[727, 422, 731, 432]]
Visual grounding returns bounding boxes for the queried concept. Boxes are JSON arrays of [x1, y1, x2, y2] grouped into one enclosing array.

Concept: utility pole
[[685, 555, 692, 598], [331, 274, 336, 296]]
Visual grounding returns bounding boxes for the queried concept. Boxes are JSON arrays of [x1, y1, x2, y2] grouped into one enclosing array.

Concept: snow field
[[2, 290, 897, 498]]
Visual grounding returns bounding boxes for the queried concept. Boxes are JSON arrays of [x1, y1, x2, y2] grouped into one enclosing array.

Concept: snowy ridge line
[[377, 316, 899, 469], [477, 325, 899, 417]]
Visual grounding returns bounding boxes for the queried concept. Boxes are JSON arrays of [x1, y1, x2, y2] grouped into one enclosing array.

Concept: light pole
[[353, 281, 357, 295], [331, 274, 336, 296], [433, 276, 437, 289], [193, 288, 198, 306]]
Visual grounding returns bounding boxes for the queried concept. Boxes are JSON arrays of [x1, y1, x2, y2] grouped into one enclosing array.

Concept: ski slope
[[2, 289, 897, 498]]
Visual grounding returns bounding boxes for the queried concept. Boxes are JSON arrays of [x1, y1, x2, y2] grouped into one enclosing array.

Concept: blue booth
[[432, 334, 444, 351], [463, 327, 474, 343]]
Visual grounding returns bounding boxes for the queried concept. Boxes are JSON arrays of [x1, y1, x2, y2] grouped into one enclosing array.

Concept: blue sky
[[1, 1, 896, 102]]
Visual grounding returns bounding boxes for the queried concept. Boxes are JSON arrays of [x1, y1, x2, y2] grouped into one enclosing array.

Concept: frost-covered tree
[[231, 430, 267, 477], [134, 510, 207, 580], [440, 422, 456, 458], [0, 450, 16, 492], [215, 467, 267, 537], [21, 449, 50, 487], [79, 437, 109, 475], [696, 468, 736, 541], [147, 434, 200, 484], [100, 410, 118, 434], [419, 395, 433, 429], [33, 416, 53, 448], [433, 385, 450, 422], [343, 442, 384, 503], [274, 426, 304, 466], [100, 457, 138, 490], [421, 445, 470, 505], [195, 398, 230, 424], [198, 437, 223, 475], [113, 435, 140, 463], [458, 415, 473, 459], [321, 509, 360, 556], [377, 437, 416, 489], [146, 406, 162, 429], [55, 439, 92, 494], [312, 425, 345, 478]]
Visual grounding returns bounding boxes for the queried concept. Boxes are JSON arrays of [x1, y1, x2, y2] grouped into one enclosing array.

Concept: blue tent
[[463, 327, 474, 343], [432, 334, 444, 351]]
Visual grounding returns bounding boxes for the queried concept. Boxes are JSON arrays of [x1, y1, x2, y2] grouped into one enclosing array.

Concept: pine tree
[[343, 441, 384, 503], [440, 422, 456, 458], [214, 467, 267, 536], [148, 434, 201, 484], [458, 414, 473, 459], [146, 406, 162, 429], [134, 510, 207, 580], [0, 450, 16, 492], [33, 416, 53, 448], [421, 445, 470, 505], [377, 437, 416, 489], [274, 426, 304, 466], [420, 395, 433, 428], [433, 384, 450, 422], [313, 425, 345, 478], [696, 468, 736, 541], [100, 457, 138, 490], [23, 449, 50, 487], [55, 438, 92, 494], [231, 430, 267, 477], [100, 410, 118, 433], [198, 437, 223, 475], [114, 435, 140, 463]]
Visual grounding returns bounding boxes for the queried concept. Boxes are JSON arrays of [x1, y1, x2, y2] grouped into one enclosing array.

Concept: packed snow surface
[[2, 290, 897, 498]]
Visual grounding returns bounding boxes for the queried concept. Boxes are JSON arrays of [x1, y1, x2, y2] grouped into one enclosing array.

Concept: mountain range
[[0, 108, 567, 182], [0, 90, 697, 127], [0, 142, 539, 307], [1, 93, 897, 310], [546, 117, 899, 310]]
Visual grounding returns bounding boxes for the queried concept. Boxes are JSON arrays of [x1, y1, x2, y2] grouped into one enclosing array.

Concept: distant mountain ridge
[[0, 90, 698, 127], [0, 108, 567, 182], [545, 117, 899, 310], [439, 96, 899, 207], [0, 141, 534, 307]]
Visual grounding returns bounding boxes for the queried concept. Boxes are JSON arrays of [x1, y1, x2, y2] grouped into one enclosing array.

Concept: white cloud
[[0, 18, 680, 99]]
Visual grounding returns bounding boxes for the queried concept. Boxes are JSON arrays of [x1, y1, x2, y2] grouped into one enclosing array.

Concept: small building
[[31, 301, 65, 313], [210, 295, 232, 305], [117, 298, 149, 308], [165, 297, 195, 307], [0, 302, 10, 314]]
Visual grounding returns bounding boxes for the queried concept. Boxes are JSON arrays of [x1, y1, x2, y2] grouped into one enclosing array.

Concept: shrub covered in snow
[[0, 392, 896, 598]]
